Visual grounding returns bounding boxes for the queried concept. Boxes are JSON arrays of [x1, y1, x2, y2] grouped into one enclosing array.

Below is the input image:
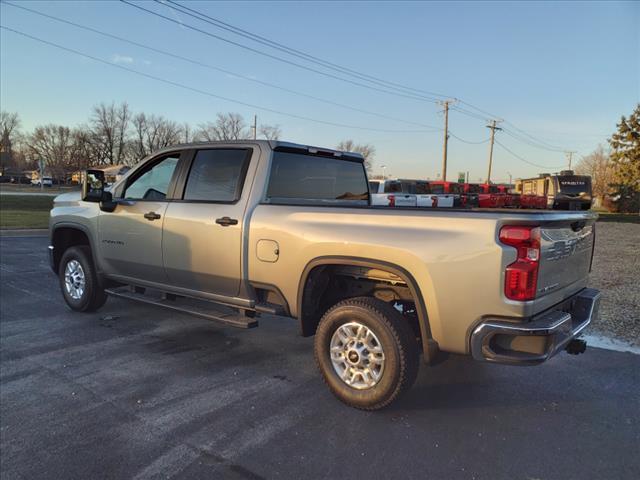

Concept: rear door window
[[266, 151, 368, 204], [183, 149, 251, 202]]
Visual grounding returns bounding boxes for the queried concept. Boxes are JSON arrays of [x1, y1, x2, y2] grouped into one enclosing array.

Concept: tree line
[[0, 102, 376, 182], [0, 102, 284, 181]]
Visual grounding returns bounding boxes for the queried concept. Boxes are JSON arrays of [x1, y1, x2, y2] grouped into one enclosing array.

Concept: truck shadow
[[394, 352, 598, 411]]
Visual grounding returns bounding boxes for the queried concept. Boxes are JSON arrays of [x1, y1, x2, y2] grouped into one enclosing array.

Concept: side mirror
[[82, 169, 106, 202], [99, 191, 118, 213]]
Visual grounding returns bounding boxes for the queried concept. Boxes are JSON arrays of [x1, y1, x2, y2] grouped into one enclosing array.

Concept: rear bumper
[[470, 288, 601, 365]]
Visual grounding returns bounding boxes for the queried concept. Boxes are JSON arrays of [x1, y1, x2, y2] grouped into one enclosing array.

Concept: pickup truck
[[49, 140, 600, 410], [369, 179, 459, 207]]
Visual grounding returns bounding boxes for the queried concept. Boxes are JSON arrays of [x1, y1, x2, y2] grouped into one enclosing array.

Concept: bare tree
[[259, 124, 281, 140], [196, 112, 248, 141], [27, 125, 79, 181], [71, 128, 101, 172], [131, 113, 182, 161], [90, 102, 131, 164], [336, 139, 375, 172], [0, 111, 21, 169], [575, 145, 614, 201], [181, 122, 193, 143]]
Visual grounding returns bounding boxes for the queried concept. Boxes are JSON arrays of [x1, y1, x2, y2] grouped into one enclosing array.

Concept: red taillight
[[387, 195, 395, 207], [499, 225, 541, 301]]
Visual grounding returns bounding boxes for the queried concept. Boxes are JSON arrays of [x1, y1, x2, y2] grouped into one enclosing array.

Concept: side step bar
[[105, 286, 259, 329]]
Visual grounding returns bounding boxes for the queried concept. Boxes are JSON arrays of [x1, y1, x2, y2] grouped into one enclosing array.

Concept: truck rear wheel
[[59, 246, 107, 312], [314, 297, 419, 410]]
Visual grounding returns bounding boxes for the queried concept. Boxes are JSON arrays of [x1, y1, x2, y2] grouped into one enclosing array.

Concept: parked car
[[463, 183, 506, 208], [49, 140, 600, 410], [32, 176, 53, 187], [369, 179, 417, 207]]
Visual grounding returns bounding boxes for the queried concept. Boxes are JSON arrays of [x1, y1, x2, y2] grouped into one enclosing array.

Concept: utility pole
[[38, 158, 44, 192], [252, 114, 257, 140], [486, 119, 502, 184], [565, 151, 576, 170], [438, 100, 456, 182]]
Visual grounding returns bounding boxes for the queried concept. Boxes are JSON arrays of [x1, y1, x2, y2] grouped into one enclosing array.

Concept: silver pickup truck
[[49, 140, 600, 410]]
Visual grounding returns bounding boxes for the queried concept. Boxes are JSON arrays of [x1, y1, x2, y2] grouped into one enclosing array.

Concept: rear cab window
[[266, 150, 369, 205]]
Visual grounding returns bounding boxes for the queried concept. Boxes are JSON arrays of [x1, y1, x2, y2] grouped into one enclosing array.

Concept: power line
[[456, 100, 577, 151], [448, 132, 489, 144], [501, 128, 566, 153], [450, 105, 490, 123], [127, 0, 581, 154], [119, 0, 441, 105], [2, 1, 440, 130], [161, 0, 451, 100], [0, 25, 437, 134], [494, 139, 565, 169]]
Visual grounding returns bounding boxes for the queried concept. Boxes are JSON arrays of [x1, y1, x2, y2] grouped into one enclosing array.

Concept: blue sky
[[1, 0, 638, 182]]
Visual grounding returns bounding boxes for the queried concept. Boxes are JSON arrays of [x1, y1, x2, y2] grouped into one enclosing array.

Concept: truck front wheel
[[58, 246, 107, 312], [314, 297, 419, 410]]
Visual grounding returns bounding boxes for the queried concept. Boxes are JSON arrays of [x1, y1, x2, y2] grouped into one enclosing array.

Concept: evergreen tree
[[608, 104, 640, 212]]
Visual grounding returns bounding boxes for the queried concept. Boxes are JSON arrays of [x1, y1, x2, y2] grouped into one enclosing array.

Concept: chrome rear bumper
[[471, 288, 601, 365]]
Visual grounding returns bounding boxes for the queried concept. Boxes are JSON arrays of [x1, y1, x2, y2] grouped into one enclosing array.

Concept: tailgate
[[536, 217, 595, 299]]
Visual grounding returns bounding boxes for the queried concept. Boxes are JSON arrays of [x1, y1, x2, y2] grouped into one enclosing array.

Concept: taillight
[[499, 225, 541, 301], [387, 195, 395, 207]]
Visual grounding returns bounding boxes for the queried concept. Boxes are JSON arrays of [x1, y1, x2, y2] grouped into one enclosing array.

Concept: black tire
[[58, 246, 107, 312], [314, 297, 419, 410]]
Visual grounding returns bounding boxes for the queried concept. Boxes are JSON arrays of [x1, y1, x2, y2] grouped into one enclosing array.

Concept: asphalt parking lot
[[1, 235, 639, 480]]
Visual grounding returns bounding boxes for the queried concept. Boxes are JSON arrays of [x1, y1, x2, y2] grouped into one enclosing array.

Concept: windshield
[[466, 184, 482, 194], [369, 181, 380, 193], [556, 176, 592, 195]]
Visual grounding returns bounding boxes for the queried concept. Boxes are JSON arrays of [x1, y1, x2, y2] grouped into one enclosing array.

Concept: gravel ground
[[588, 221, 640, 346]]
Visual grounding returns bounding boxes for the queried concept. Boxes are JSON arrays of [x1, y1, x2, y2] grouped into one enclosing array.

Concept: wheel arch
[[296, 256, 437, 362], [50, 222, 97, 274]]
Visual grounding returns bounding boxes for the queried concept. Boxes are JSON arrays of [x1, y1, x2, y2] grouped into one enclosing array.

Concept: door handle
[[215, 216, 238, 227], [144, 211, 161, 221]]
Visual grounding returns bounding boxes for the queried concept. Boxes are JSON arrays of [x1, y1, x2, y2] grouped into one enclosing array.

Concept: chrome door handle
[[143, 211, 161, 221]]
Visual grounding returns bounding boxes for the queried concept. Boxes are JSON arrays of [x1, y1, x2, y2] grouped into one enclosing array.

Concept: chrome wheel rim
[[330, 321, 385, 390], [64, 260, 85, 300]]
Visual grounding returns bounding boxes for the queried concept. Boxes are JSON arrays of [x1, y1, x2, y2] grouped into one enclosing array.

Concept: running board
[[105, 286, 259, 329]]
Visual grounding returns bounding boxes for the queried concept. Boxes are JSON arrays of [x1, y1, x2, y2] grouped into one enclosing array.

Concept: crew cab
[[49, 140, 600, 410]]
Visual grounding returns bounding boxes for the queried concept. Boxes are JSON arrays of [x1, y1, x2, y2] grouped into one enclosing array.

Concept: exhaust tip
[[565, 338, 587, 355]]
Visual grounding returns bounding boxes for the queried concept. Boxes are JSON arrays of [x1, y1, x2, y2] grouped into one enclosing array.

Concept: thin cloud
[[111, 54, 134, 65]]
